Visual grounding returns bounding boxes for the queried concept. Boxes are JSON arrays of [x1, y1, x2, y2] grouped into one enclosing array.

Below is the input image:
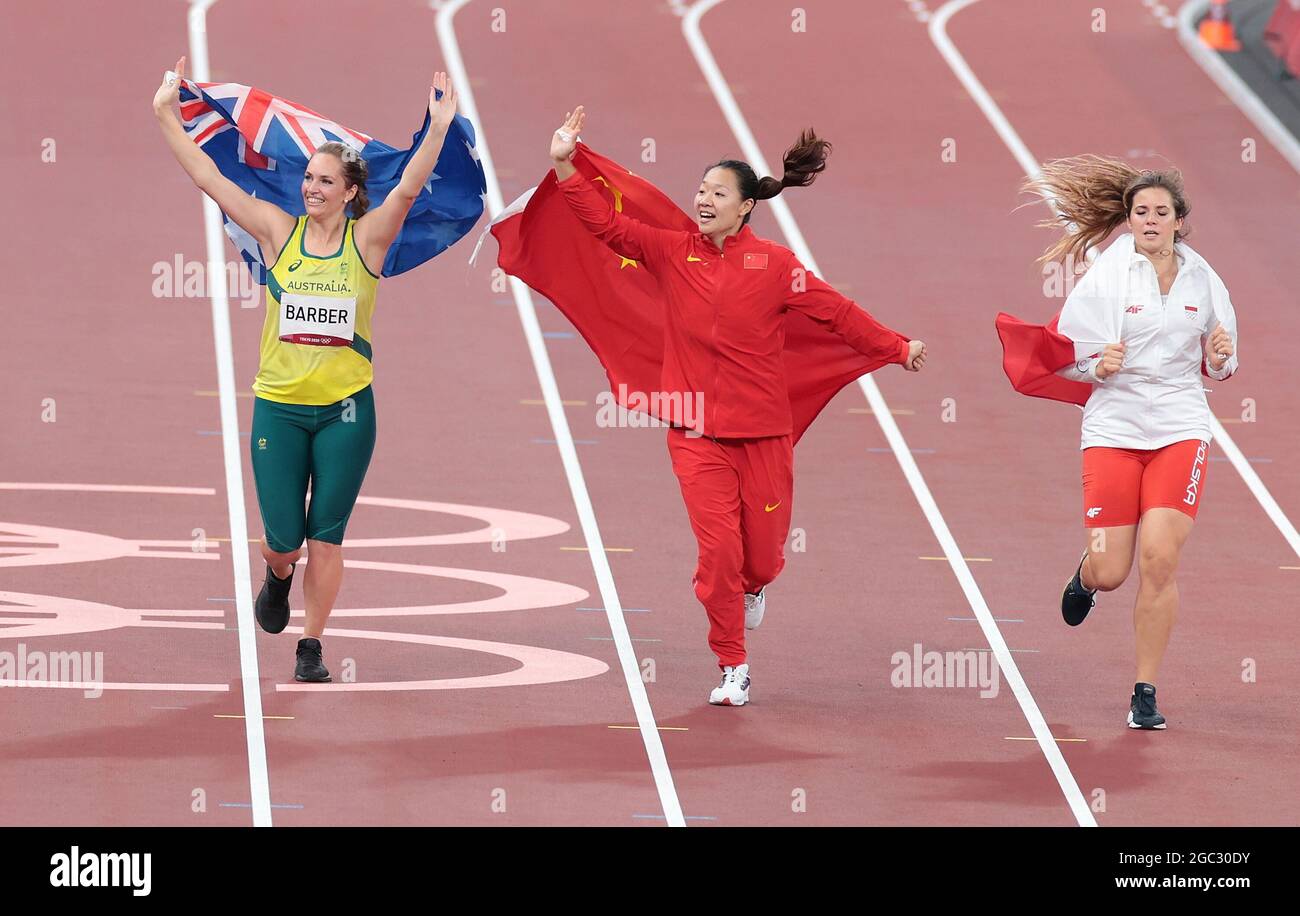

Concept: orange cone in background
[[1200, 0, 1242, 51]]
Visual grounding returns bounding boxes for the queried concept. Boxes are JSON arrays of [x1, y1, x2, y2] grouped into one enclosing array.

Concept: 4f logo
[[1086, 507, 1102, 519]]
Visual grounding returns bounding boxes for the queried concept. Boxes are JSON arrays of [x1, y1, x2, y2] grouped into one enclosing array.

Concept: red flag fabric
[[995, 309, 1091, 406], [490, 144, 904, 445]]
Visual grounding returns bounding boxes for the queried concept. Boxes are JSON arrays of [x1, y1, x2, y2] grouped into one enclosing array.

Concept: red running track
[[1, 0, 1295, 826]]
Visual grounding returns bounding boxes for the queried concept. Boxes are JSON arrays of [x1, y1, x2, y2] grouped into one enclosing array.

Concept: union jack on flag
[[178, 79, 485, 281]]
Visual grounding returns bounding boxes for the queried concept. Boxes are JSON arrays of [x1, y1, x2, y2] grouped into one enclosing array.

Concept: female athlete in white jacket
[[1024, 156, 1238, 730]]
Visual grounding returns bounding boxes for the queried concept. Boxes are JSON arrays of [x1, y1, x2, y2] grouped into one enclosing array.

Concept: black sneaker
[[294, 638, 331, 683], [1061, 554, 1096, 627], [255, 564, 293, 634], [1127, 682, 1166, 730]]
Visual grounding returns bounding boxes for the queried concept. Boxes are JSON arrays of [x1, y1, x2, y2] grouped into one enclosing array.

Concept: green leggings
[[250, 385, 376, 554]]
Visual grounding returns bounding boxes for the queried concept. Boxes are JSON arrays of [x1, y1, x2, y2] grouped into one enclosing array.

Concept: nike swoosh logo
[[686, 255, 703, 262], [764, 501, 781, 513]]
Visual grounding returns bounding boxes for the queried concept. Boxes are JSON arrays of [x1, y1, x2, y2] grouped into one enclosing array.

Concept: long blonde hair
[[1021, 154, 1191, 263]]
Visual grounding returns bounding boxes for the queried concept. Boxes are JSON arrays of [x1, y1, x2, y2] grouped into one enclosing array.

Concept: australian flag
[[178, 79, 486, 281]]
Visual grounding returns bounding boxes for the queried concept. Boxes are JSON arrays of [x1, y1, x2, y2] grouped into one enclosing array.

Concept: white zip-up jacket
[[1055, 234, 1239, 451]]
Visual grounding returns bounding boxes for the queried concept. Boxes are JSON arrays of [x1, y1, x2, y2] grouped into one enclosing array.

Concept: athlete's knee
[[743, 549, 784, 590], [1138, 544, 1179, 590], [261, 542, 301, 566], [1086, 553, 1129, 592], [305, 537, 343, 559]]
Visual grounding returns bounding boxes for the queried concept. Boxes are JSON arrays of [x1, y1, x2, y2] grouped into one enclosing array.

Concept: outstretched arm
[[784, 254, 925, 370], [153, 57, 294, 257], [354, 72, 458, 271]]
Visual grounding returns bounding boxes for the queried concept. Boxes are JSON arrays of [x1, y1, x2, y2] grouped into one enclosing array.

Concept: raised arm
[[548, 106, 678, 268], [783, 254, 926, 370], [153, 57, 294, 258], [353, 72, 458, 271]]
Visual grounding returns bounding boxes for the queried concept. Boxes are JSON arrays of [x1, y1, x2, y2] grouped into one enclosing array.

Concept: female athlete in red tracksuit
[[549, 107, 927, 705]]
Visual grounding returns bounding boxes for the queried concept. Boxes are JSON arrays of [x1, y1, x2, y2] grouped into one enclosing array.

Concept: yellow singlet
[[253, 216, 379, 405]]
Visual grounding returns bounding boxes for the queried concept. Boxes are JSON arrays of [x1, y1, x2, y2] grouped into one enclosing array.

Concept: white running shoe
[[709, 664, 751, 706], [744, 589, 766, 630]]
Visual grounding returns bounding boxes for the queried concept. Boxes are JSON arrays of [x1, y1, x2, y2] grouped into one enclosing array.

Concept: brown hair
[[1020, 154, 1191, 263], [705, 128, 832, 225], [313, 141, 370, 218]]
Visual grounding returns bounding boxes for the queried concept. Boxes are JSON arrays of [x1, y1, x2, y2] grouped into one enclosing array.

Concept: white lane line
[[187, 0, 274, 829], [434, 0, 686, 828], [931, 0, 1300, 562], [684, 0, 1096, 827], [1178, 0, 1300, 174]]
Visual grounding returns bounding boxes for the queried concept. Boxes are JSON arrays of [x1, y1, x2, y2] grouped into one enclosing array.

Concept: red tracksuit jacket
[[557, 171, 912, 439]]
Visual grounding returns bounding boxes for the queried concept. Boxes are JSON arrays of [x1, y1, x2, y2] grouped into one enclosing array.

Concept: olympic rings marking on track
[[0, 483, 608, 692]]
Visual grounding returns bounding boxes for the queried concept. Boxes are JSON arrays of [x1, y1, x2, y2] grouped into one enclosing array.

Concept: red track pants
[[666, 427, 795, 667]]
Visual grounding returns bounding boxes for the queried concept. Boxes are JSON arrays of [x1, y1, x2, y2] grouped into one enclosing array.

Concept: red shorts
[[1081, 438, 1208, 528]]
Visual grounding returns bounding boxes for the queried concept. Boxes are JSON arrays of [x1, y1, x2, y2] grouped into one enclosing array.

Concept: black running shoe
[[1127, 682, 1166, 730], [255, 564, 293, 634], [294, 638, 331, 683], [1061, 554, 1097, 627]]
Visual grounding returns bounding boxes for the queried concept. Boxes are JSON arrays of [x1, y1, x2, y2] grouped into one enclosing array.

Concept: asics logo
[[764, 501, 781, 513], [287, 259, 303, 272]]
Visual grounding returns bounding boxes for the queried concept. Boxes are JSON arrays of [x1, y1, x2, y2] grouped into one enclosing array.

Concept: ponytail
[[1021, 154, 1190, 263], [704, 128, 831, 225]]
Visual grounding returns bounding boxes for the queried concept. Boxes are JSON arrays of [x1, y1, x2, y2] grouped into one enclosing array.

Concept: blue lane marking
[[219, 802, 305, 809], [865, 447, 934, 454], [577, 607, 651, 613], [632, 814, 718, 821], [542, 331, 575, 339], [533, 438, 598, 445]]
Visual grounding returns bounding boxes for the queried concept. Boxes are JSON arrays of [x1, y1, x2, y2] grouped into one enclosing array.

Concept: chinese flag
[[490, 143, 901, 444]]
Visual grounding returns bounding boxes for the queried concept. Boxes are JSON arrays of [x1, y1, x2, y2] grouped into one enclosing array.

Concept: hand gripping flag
[[178, 79, 485, 281], [996, 232, 1236, 407], [483, 144, 902, 445], [995, 309, 1092, 406]]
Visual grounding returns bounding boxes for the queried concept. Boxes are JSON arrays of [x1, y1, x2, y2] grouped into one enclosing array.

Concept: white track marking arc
[[187, 0, 272, 828], [0, 488, 608, 692], [929, 0, 1300, 558], [435, 0, 686, 827], [683, 0, 1096, 827]]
